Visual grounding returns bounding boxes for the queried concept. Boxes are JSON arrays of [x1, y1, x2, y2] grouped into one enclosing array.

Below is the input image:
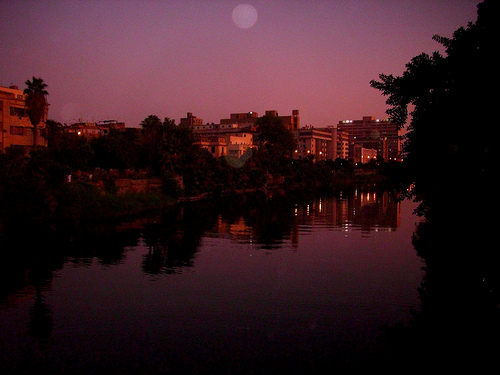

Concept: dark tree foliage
[[0, 148, 56, 230], [140, 115, 166, 175], [370, 0, 499, 217], [255, 114, 297, 174], [165, 119, 196, 176], [90, 128, 142, 171], [371, 6, 500, 365], [44, 119, 65, 148], [42, 120, 93, 172], [24, 77, 48, 147]]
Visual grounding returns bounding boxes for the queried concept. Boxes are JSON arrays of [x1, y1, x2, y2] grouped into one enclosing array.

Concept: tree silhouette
[[370, 0, 499, 217], [140, 115, 165, 175], [24, 77, 48, 148], [255, 114, 297, 174]]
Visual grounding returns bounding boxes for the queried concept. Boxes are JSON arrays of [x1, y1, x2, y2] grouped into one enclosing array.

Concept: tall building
[[220, 111, 259, 127], [295, 126, 335, 161], [294, 126, 349, 162], [189, 111, 255, 137], [264, 110, 300, 132], [336, 129, 349, 160], [219, 110, 300, 132], [337, 116, 401, 161], [179, 112, 203, 127], [0, 85, 48, 152]]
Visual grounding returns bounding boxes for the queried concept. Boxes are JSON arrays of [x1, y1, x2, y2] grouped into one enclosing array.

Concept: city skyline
[[1, 0, 479, 128]]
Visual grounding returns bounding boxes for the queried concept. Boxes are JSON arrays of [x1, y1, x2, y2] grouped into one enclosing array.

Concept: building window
[[10, 107, 26, 117], [10, 126, 24, 135]]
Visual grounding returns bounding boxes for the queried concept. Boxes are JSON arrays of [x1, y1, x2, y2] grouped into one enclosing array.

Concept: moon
[[232, 4, 258, 29]]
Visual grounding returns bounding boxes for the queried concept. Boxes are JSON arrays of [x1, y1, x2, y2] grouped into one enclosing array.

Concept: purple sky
[[1, 0, 479, 128]]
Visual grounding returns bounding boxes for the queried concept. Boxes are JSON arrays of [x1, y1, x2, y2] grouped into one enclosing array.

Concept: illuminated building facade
[[337, 116, 401, 161], [197, 133, 254, 158], [295, 126, 349, 161], [295, 126, 335, 161], [353, 144, 378, 164], [0, 85, 48, 152]]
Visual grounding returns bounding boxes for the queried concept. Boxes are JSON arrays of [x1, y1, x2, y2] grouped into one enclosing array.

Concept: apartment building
[[294, 126, 349, 162], [198, 133, 255, 159], [219, 110, 300, 132], [220, 111, 259, 128], [336, 129, 349, 160], [66, 120, 126, 140], [264, 110, 300, 132], [67, 122, 102, 139], [189, 110, 408, 164], [295, 126, 335, 161], [0, 85, 48, 152], [337, 116, 401, 161], [227, 133, 254, 158], [353, 145, 378, 164], [179, 112, 204, 127], [197, 136, 227, 158]]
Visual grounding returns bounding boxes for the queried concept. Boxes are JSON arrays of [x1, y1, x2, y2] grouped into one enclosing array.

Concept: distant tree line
[[40, 113, 384, 197], [1, 110, 395, 236]]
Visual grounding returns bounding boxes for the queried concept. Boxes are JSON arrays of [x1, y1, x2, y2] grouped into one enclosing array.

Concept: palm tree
[[24, 77, 48, 147]]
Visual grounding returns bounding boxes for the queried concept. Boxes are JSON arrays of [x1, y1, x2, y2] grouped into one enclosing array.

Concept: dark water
[[0, 190, 424, 374]]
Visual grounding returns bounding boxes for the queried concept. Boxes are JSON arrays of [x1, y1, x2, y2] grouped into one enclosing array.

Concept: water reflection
[[213, 193, 297, 249], [383, 201, 500, 372], [0, 190, 402, 286], [0, 189, 420, 374], [28, 288, 53, 339], [142, 200, 218, 275], [295, 189, 400, 232], [206, 189, 401, 251]]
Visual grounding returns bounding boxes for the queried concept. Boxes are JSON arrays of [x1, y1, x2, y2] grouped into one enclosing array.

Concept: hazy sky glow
[[1, 0, 479, 127]]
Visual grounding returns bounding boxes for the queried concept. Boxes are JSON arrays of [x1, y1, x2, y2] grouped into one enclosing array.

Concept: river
[[0, 189, 425, 373]]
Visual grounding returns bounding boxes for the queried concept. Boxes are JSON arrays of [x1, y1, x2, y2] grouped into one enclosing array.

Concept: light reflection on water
[[0, 190, 424, 373]]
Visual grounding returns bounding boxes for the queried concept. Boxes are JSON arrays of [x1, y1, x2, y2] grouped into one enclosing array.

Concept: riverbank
[[0, 164, 404, 242], [0, 182, 176, 242]]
